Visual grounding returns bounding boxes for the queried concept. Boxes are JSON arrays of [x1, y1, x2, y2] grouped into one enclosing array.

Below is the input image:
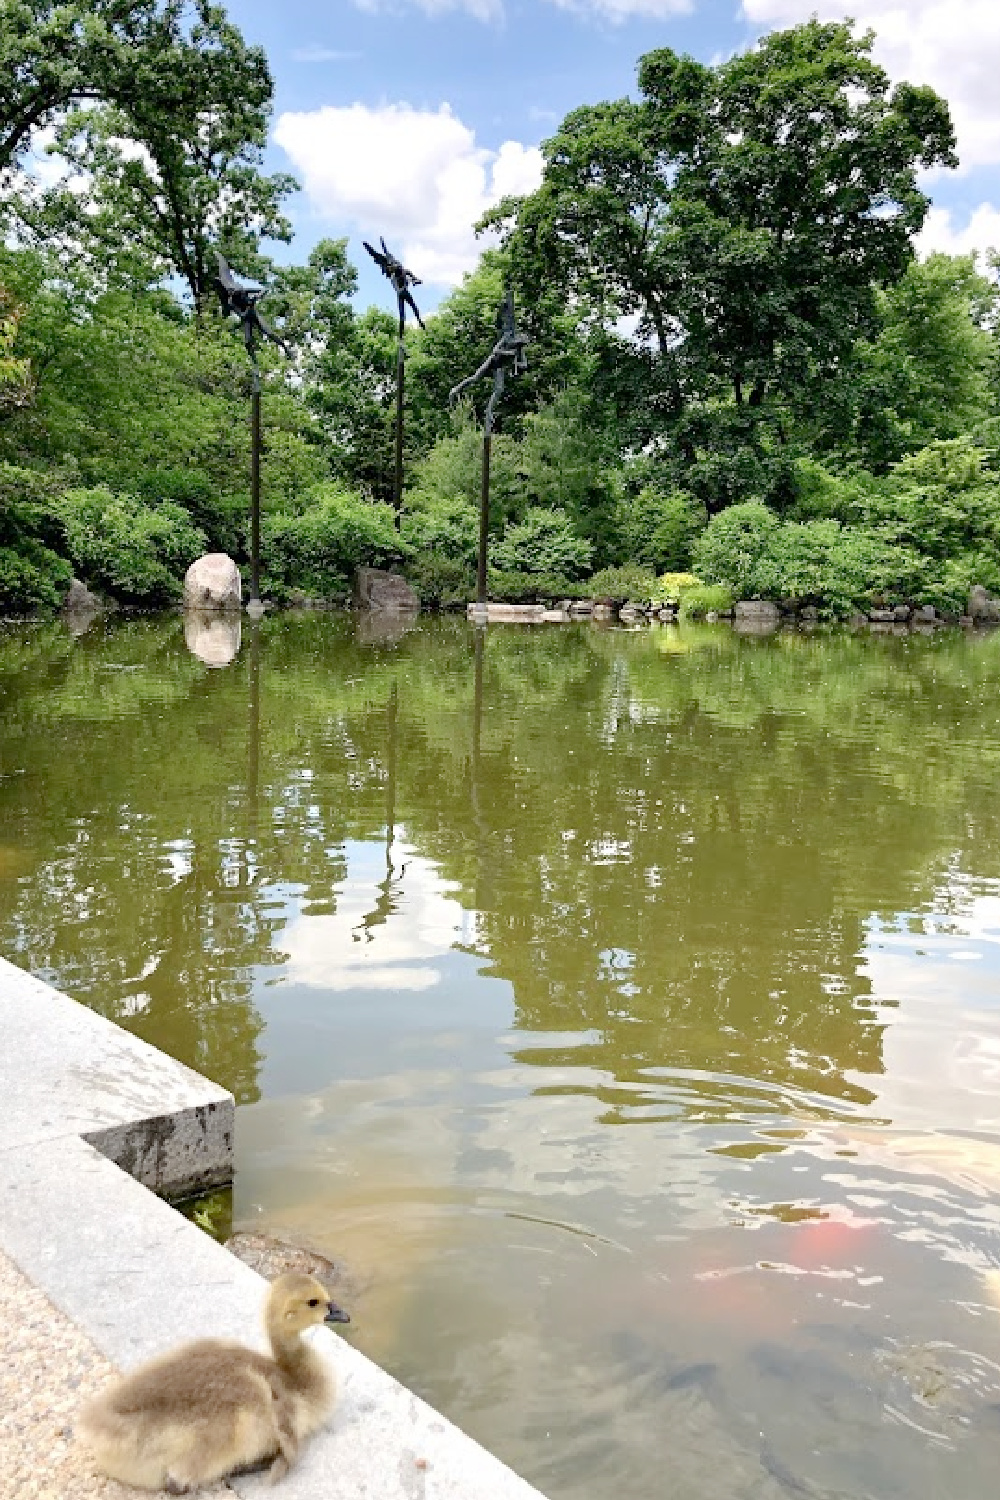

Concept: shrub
[[131, 468, 244, 555], [617, 487, 707, 572], [405, 554, 475, 609], [487, 569, 585, 603], [585, 564, 659, 604], [692, 503, 780, 598], [261, 484, 404, 601], [0, 463, 73, 613], [401, 495, 478, 565], [492, 507, 593, 579], [679, 583, 734, 619], [57, 487, 205, 606], [657, 571, 700, 605]]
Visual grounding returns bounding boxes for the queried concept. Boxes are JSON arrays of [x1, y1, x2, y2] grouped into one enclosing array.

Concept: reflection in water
[[184, 607, 241, 667], [2, 614, 1000, 1499]]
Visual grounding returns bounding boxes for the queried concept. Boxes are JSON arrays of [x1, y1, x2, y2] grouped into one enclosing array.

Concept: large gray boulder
[[968, 584, 1000, 623], [183, 553, 241, 612], [735, 600, 779, 626], [354, 566, 419, 613]]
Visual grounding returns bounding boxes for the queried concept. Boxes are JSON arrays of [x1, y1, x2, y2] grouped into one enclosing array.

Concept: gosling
[[77, 1272, 350, 1492]]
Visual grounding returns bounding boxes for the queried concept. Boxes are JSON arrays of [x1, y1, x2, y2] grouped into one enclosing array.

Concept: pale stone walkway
[[0, 1249, 230, 1499]]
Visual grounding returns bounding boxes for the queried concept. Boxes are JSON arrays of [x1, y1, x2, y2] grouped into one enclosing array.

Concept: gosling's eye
[[307, 1298, 320, 1307]]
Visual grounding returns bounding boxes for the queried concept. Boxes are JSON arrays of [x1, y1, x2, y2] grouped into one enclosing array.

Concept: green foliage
[[678, 582, 733, 619], [693, 503, 781, 598], [261, 484, 404, 601], [0, 462, 72, 613], [586, 564, 659, 604], [486, 569, 585, 603], [401, 495, 478, 564], [489, 19, 955, 468], [616, 486, 707, 571], [492, 507, 593, 579], [657, 571, 699, 604], [57, 487, 205, 605]]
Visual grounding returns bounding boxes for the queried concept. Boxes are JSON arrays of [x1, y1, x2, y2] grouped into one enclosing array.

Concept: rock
[[356, 609, 417, 646], [705, 610, 719, 623], [968, 584, 1000, 623], [183, 553, 241, 611], [869, 608, 895, 623], [542, 608, 570, 623], [799, 605, 820, 622], [618, 605, 642, 623], [354, 566, 419, 613], [184, 608, 241, 667], [847, 611, 868, 628], [63, 578, 102, 615], [657, 608, 677, 622], [465, 602, 545, 622], [893, 604, 910, 622], [735, 600, 780, 626], [591, 603, 615, 621], [223, 1232, 355, 1299], [569, 601, 593, 617], [912, 604, 937, 623]]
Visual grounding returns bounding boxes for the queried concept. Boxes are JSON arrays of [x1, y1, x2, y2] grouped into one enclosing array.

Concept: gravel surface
[[0, 1248, 230, 1497]]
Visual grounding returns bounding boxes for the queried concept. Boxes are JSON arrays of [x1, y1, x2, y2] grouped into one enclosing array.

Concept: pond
[[2, 611, 1000, 1500]]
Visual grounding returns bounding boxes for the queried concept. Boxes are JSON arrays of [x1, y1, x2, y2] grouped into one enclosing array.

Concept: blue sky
[[222, 0, 1000, 316]]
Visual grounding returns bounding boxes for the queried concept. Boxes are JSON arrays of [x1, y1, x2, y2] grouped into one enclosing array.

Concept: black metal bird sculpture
[[214, 252, 289, 362], [363, 237, 425, 333]]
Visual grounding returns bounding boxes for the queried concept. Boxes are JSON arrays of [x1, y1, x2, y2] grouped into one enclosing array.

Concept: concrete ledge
[[466, 603, 546, 623], [0, 957, 232, 1195], [0, 956, 547, 1499]]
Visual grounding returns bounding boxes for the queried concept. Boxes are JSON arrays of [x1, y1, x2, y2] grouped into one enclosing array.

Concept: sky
[[223, 0, 1000, 315]]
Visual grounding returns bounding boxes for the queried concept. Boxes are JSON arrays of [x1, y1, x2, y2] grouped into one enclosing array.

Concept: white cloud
[[742, 1, 1000, 172], [916, 203, 1000, 266], [353, 0, 503, 20], [274, 102, 542, 286], [548, 0, 691, 15], [351, 0, 689, 18]]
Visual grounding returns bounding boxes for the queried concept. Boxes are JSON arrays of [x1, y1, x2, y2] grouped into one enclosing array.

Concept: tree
[[838, 254, 998, 472], [2, 0, 292, 305], [485, 20, 957, 508]]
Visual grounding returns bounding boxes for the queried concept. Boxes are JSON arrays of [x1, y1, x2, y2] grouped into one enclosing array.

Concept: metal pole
[[394, 332, 404, 530], [478, 429, 491, 605], [250, 367, 261, 604]]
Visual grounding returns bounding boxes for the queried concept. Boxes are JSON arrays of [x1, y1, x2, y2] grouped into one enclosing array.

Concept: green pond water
[[3, 611, 1000, 1499]]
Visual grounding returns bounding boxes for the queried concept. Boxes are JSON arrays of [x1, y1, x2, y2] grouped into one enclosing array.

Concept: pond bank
[[0, 956, 546, 1500]]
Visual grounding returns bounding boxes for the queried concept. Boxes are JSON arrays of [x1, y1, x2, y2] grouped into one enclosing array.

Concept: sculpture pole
[[213, 251, 289, 615], [364, 238, 425, 529], [449, 288, 529, 610], [394, 316, 405, 530], [250, 366, 262, 605]]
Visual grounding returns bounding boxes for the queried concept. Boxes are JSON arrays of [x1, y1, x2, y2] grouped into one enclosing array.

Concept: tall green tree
[[486, 20, 957, 507]]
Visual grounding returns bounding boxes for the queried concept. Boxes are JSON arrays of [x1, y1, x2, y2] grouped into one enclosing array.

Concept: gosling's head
[[268, 1272, 350, 1331]]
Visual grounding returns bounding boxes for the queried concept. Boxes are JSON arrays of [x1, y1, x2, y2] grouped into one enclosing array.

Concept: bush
[[0, 542, 72, 614], [261, 484, 404, 601], [405, 554, 475, 609], [586, 564, 659, 604], [57, 487, 205, 606], [0, 463, 73, 613], [679, 583, 734, 619], [657, 571, 700, 605], [492, 507, 593, 579], [401, 495, 478, 565], [693, 503, 781, 598], [131, 468, 244, 555], [617, 487, 707, 572], [487, 569, 585, 603]]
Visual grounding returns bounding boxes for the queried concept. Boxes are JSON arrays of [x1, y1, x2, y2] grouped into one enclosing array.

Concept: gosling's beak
[[324, 1300, 350, 1325]]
